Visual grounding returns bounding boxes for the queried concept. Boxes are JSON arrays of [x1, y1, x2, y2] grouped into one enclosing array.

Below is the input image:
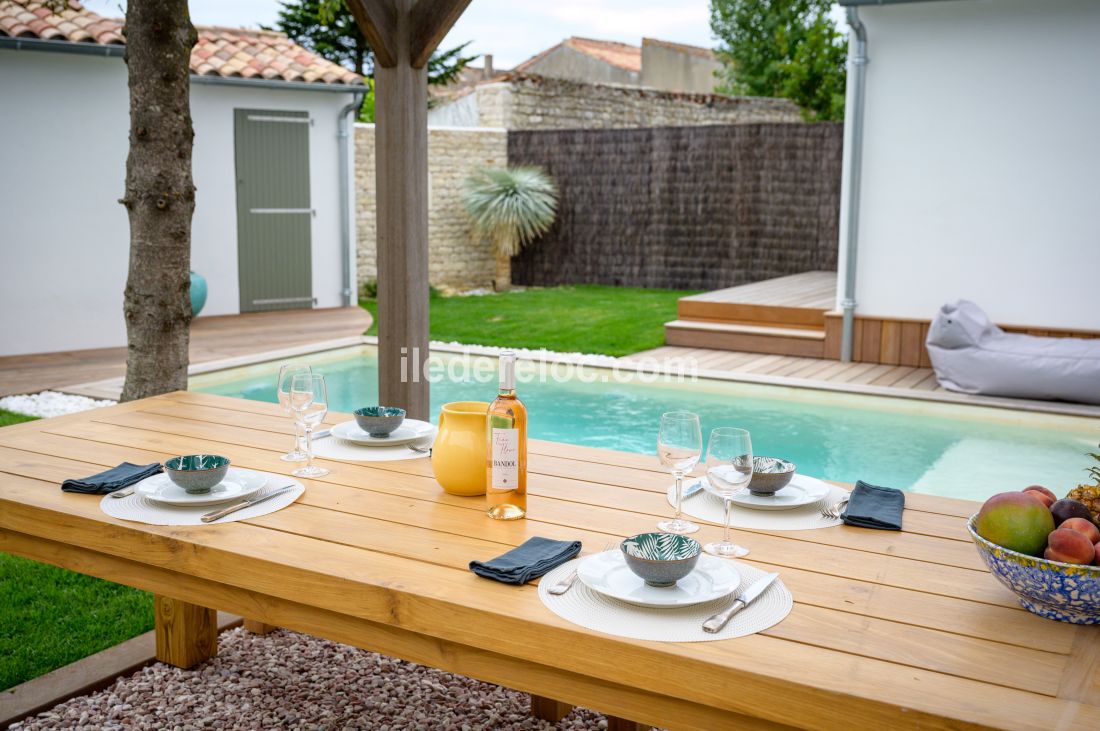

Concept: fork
[[820, 495, 850, 520], [547, 540, 617, 595]]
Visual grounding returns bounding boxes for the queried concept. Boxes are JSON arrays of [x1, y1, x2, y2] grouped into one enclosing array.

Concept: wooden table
[[1, 392, 1097, 730]]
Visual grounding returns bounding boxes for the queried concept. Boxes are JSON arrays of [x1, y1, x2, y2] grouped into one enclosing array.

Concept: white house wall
[[841, 0, 1100, 331], [0, 48, 354, 357]]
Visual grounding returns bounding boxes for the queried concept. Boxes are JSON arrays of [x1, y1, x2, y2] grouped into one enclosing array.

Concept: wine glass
[[657, 411, 702, 534], [277, 363, 311, 462], [702, 427, 753, 558], [290, 373, 330, 478]]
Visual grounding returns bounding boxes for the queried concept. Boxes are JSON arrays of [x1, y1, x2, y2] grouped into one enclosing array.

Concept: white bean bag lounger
[[925, 300, 1100, 405]]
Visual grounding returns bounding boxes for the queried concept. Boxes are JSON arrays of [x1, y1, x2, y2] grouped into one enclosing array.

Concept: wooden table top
[[0, 391, 1097, 730]]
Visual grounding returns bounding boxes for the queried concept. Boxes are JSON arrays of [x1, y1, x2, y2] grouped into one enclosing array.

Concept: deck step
[[664, 320, 826, 357], [677, 301, 828, 328]]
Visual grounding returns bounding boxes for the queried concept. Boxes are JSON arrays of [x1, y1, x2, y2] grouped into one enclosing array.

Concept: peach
[[1044, 528, 1095, 564], [975, 492, 1056, 556], [1023, 485, 1057, 501], [1095, 542, 1100, 566], [1060, 517, 1100, 544], [1022, 485, 1055, 508]]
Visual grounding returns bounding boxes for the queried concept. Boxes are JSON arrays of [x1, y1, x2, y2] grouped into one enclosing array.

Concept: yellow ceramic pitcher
[[431, 401, 489, 496]]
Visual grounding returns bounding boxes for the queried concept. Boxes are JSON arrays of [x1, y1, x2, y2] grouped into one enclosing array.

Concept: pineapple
[[1065, 445, 1100, 522]]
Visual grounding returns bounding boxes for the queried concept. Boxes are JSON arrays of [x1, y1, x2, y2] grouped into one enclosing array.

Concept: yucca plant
[[461, 166, 559, 290]]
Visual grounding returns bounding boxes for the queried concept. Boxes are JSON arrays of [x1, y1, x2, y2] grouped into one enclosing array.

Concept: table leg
[[242, 619, 277, 635], [154, 595, 217, 669], [606, 716, 649, 731], [530, 694, 573, 723]]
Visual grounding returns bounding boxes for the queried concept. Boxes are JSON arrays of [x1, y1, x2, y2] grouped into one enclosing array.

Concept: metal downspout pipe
[[840, 7, 868, 362], [338, 89, 366, 308]]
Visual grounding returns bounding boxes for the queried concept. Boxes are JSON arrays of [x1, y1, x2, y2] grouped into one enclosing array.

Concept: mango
[[975, 492, 1056, 556], [1044, 528, 1095, 564], [1060, 517, 1100, 544]]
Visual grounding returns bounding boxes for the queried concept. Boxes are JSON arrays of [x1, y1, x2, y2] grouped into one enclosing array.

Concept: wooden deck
[[636, 345, 944, 390], [666, 272, 836, 357], [668, 271, 1098, 366], [0, 308, 372, 398]]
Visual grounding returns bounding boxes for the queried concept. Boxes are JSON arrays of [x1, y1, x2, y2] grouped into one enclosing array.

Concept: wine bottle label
[[491, 428, 519, 489]]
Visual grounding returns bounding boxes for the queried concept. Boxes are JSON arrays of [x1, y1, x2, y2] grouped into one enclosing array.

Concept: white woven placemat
[[100, 475, 304, 526], [668, 482, 847, 531], [312, 437, 430, 462], [538, 557, 791, 642]]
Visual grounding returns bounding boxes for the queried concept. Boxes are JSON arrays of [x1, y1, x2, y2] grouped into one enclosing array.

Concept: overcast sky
[[83, 1, 844, 69]]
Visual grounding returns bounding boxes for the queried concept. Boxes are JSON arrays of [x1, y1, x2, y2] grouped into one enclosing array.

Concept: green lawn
[[0, 408, 36, 427], [359, 284, 696, 357], [0, 411, 154, 691]]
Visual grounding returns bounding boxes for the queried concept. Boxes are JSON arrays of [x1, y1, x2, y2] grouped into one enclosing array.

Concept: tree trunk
[[119, 0, 197, 402], [493, 255, 511, 291]]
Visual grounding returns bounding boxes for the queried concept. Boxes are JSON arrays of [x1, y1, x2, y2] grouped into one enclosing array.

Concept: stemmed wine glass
[[657, 411, 702, 534], [290, 373, 330, 478], [702, 427, 753, 558], [277, 363, 311, 462]]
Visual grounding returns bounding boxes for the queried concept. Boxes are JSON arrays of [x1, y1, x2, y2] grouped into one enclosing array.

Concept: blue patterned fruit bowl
[[967, 515, 1100, 624]]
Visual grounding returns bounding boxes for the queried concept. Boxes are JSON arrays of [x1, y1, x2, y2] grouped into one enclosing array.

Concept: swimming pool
[[191, 345, 1099, 501]]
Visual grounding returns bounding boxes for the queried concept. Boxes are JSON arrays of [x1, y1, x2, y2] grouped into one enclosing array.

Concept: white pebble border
[[428, 341, 625, 369], [0, 391, 116, 419], [11, 628, 645, 731]]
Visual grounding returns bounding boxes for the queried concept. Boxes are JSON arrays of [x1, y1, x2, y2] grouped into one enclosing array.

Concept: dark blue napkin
[[469, 537, 582, 585], [841, 480, 905, 530], [61, 462, 162, 495]]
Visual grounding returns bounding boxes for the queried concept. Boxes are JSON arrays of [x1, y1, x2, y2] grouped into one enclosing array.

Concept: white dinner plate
[[723, 473, 831, 511], [330, 419, 436, 447], [139, 468, 267, 507], [575, 550, 741, 608]]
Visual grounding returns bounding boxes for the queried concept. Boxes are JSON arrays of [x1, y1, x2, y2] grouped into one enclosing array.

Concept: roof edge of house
[[0, 36, 364, 90]]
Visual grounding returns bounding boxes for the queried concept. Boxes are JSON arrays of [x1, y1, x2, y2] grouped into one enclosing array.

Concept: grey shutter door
[[234, 109, 313, 312]]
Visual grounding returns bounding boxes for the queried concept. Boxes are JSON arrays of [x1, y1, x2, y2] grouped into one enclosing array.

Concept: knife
[[313, 429, 332, 440], [200, 485, 296, 523], [682, 480, 704, 499], [702, 572, 780, 634]]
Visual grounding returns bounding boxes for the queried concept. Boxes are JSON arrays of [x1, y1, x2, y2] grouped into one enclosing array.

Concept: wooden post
[[374, 1, 430, 420], [242, 619, 277, 635], [154, 595, 217, 669], [530, 694, 572, 723], [347, 0, 471, 421]]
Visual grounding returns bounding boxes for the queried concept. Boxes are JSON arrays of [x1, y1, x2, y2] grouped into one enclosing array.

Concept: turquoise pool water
[[192, 346, 1099, 501]]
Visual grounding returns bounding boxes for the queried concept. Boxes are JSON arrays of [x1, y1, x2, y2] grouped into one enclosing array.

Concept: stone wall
[[355, 124, 507, 291], [427, 73, 802, 130], [508, 124, 843, 290]]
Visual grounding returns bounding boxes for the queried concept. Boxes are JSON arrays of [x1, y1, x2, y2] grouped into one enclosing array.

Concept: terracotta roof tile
[[0, 1, 362, 86], [564, 37, 642, 72]]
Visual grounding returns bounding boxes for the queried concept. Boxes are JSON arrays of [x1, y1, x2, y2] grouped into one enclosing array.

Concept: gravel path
[[11, 628, 625, 730]]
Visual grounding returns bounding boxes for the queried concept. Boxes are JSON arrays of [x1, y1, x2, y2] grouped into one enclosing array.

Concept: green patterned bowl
[[164, 454, 230, 494], [748, 456, 796, 495], [621, 533, 701, 587], [354, 406, 406, 437]]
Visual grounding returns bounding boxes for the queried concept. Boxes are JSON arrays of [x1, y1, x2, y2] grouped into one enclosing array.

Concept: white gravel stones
[[0, 391, 115, 419], [10, 629, 630, 730]]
